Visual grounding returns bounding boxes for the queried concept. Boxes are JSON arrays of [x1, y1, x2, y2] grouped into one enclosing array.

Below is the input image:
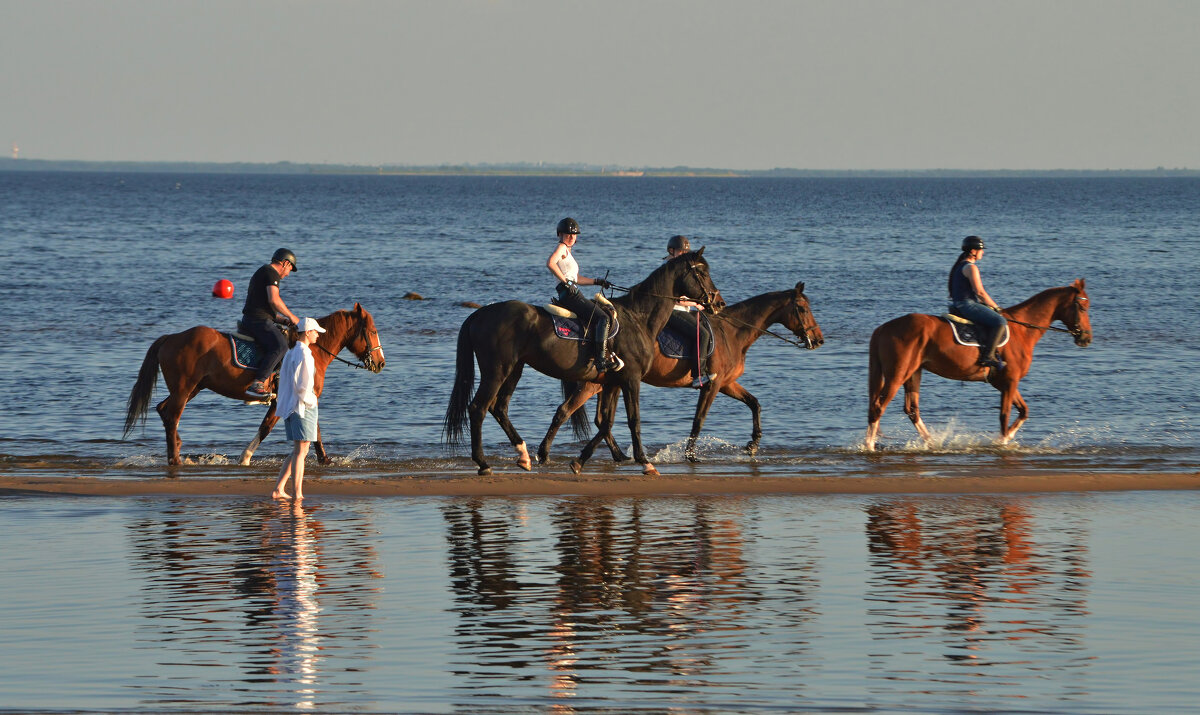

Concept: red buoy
[[212, 279, 235, 299]]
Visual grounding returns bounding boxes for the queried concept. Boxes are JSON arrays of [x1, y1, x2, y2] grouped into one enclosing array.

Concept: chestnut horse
[[537, 282, 824, 463], [123, 303, 384, 465], [865, 279, 1091, 451], [442, 250, 724, 476]]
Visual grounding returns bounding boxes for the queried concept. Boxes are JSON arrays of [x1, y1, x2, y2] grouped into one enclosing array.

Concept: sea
[[0, 171, 1197, 712]]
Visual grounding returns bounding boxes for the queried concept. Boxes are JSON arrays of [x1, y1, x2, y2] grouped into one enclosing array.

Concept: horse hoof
[[744, 442, 759, 455], [478, 466, 492, 476], [642, 463, 659, 476], [517, 457, 532, 471], [685, 452, 698, 463], [569, 460, 582, 475]]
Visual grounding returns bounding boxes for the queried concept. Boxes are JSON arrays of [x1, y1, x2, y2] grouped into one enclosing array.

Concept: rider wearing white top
[[546, 217, 620, 373]]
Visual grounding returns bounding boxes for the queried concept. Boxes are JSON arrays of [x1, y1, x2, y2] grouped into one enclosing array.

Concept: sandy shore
[[2, 470, 1198, 498]]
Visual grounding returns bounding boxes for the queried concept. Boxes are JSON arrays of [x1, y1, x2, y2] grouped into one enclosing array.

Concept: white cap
[[297, 317, 326, 333]]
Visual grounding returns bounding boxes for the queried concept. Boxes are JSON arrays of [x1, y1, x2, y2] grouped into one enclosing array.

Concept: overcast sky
[[3, 0, 1197, 170]]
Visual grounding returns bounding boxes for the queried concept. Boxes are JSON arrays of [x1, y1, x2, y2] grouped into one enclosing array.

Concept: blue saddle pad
[[942, 317, 1010, 348], [227, 334, 263, 369], [658, 313, 715, 359]]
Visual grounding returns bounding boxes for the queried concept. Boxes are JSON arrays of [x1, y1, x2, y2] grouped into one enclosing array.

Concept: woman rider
[[948, 235, 1008, 370], [664, 235, 715, 387], [546, 217, 620, 373]]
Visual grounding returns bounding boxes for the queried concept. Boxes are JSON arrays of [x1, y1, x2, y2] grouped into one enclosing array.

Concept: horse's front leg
[[718, 382, 762, 455], [620, 381, 658, 475], [239, 403, 280, 466], [313, 423, 329, 465], [538, 381, 602, 464], [598, 387, 630, 462], [997, 385, 1028, 445], [684, 381, 722, 461]]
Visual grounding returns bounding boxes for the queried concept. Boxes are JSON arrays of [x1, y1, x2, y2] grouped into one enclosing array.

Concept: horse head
[[338, 303, 385, 372], [781, 281, 824, 349], [671, 247, 726, 313], [1061, 278, 1092, 347]]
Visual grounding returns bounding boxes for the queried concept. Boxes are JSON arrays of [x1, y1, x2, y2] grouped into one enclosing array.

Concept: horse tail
[[442, 312, 477, 449], [561, 380, 593, 441], [123, 336, 166, 438]]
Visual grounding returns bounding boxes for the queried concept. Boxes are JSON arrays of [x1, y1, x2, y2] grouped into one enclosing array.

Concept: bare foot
[[272, 491, 290, 499], [295, 493, 304, 500]]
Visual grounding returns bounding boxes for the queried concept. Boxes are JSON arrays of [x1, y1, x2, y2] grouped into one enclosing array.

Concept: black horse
[[443, 249, 725, 475]]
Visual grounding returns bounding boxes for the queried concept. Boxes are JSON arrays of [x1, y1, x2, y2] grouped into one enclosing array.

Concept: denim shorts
[[284, 406, 319, 442]]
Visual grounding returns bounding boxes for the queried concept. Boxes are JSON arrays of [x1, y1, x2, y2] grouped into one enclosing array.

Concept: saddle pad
[[548, 309, 620, 342], [941, 316, 1010, 348], [227, 334, 263, 369], [658, 313, 715, 359]]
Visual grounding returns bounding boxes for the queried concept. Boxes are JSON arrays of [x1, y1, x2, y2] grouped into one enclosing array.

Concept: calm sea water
[[1, 491, 1198, 713], [0, 171, 1197, 475]]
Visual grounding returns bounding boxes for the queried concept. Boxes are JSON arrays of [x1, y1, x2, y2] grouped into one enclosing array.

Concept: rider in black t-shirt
[[243, 248, 301, 395]]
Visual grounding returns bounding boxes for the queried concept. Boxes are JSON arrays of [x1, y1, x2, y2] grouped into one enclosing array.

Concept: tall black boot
[[979, 325, 1006, 370], [592, 316, 621, 372]]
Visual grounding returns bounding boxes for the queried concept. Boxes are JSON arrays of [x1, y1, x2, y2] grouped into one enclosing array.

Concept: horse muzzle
[[1074, 330, 1092, 347]]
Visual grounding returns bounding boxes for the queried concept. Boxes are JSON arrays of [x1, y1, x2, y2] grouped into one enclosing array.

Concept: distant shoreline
[[1, 157, 1196, 178]]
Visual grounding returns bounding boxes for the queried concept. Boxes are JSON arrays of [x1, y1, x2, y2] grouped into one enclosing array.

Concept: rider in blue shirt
[[948, 235, 1007, 370]]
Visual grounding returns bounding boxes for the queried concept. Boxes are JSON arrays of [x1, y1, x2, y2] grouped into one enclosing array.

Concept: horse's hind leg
[[866, 375, 906, 452], [239, 404, 279, 466], [488, 367, 532, 471], [598, 387, 630, 462], [903, 370, 933, 445], [538, 381, 602, 464], [156, 391, 189, 466]]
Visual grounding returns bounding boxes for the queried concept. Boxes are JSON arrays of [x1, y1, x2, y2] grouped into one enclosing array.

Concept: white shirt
[[276, 342, 317, 419], [555, 247, 579, 283]]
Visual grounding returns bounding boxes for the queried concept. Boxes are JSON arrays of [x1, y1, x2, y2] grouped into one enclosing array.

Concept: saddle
[[545, 293, 621, 342], [657, 311, 715, 360], [941, 313, 1010, 348]]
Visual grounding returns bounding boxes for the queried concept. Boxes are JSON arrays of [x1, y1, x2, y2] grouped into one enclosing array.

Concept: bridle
[[605, 259, 724, 312], [1005, 295, 1089, 340], [313, 316, 384, 372], [710, 295, 819, 349]]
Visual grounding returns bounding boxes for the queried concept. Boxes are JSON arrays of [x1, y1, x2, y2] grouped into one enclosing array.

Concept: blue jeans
[[950, 300, 1006, 330]]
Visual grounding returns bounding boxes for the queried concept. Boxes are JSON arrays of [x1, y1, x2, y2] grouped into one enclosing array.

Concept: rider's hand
[[992, 305, 1004, 313], [596, 278, 613, 289]]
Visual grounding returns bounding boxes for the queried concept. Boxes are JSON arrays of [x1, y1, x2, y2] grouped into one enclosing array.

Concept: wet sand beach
[[3, 470, 1197, 498]]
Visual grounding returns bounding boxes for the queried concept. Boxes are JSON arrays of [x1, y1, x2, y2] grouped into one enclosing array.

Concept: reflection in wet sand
[[125, 499, 382, 710], [864, 496, 1092, 699]]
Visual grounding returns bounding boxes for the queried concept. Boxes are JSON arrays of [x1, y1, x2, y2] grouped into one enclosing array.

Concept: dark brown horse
[[124, 303, 384, 465], [537, 282, 824, 463], [443, 250, 725, 476], [865, 279, 1091, 450]]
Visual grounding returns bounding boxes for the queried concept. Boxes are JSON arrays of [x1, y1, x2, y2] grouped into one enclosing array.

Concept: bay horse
[[123, 303, 384, 466], [442, 249, 725, 476], [865, 279, 1091, 451], [537, 282, 824, 464]]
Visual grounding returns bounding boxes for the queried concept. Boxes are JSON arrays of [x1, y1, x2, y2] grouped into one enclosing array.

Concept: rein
[[1005, 316, 1077, 335], [312, 319, 383, 370], [709, 309, 813, 349]]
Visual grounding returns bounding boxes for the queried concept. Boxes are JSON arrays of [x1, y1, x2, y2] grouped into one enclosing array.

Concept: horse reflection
[[864, 497, 1091, 664]]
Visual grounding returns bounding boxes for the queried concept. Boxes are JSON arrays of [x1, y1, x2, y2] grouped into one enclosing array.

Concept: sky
[[2, 0, 1198, 171]]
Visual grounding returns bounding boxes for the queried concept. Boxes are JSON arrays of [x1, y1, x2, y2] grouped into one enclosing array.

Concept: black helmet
[[667, 235, 690, 252], [556, 217, 580, 236], [961, 235, 985, 252], [272, 248, 298, 271]]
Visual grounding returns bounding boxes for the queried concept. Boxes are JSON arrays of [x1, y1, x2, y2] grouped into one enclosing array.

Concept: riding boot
[[979, 325, 1007, 370], [593, 317, 620, 372]]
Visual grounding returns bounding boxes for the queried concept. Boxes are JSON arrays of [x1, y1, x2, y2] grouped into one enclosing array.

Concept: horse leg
[[538, 381, 602, 464], [866, 375, 907, 452], [488, 365, 531, 471], [313, 423, 329, 465], [620, 382, 658, 475], [569, 385, 621, 474], [997, 386, 1029, 445], [683, 382, 722, 462], [155, 391, 189, 466], [599, 387, 630, 462], [468, 366, 515, 476], [903, 370, 933, 445], [718, 381, 761, 455], [239, 403, 280, 466]]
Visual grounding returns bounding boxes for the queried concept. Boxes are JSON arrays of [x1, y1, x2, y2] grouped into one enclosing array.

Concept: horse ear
[[696, 246, 705, 257], [354, 302, 363, 314], [1074, 278, 1086, 291], [794, 281, 805, 295]]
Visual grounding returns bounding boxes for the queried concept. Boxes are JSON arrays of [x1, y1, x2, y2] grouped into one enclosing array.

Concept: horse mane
[[615, 252, 704, 308], [1007, 284, 1078, 313]]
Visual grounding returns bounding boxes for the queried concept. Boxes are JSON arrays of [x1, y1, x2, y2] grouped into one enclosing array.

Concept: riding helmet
[[272, 247, 298, 271], [664, 235, 690, 258], [556, 218, 580, 236], [961, 235, 985, 252]]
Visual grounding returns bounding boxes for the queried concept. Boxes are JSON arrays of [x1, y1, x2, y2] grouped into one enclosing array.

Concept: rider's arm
[[676, 295, 704, 311], [964, 263, 1001, 310], [266, 285, 299, 326]]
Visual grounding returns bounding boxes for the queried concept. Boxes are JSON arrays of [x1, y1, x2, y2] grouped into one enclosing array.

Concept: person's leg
[[272, 447, 295, 499], [246, 321, 287, 391], [292, 441, 310, 499]]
